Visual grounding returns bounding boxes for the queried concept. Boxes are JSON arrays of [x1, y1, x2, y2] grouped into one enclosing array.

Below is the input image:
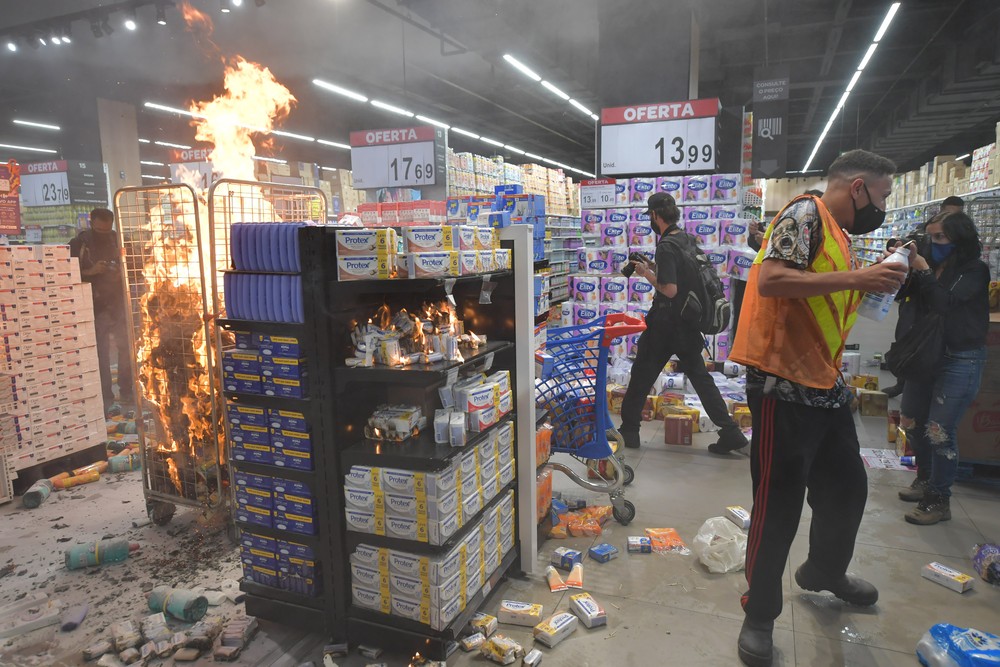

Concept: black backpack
[[662, 233, 731, 335]]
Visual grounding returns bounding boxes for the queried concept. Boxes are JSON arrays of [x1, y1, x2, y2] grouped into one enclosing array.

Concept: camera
[[620, 252, 650, 278], [106, 258, 120, 270]]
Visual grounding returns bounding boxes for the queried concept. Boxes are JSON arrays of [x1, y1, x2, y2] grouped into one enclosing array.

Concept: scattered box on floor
[[663, 414, 693, 446], [851, 374, 879, 391], [859, 390, 889, 417], [922, 562, 975, 593]]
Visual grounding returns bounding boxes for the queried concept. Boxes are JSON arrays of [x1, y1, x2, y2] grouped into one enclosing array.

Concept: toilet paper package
[[614, 179, 630, 205], [628, 221, 655, 246], [727, 248, 756, 280], [682, 175, 711, 203], [573, 303, 599, 326], [605, 208, 630, 226], [560, 300, 574, 325], [722, 219, 749, 246], [581, 210, 605, 234], [578, 249, 611, 274], [630, 245, 656, 265], [705, 248, 729, 276], [712, 205, 739, 220], [600, 222, 627, 247], [600, 303, 625, 319], [608, 249, 629, 274], [656, 176, 683, 199], [715, 333, 731, 362], [628, 276, 655, 304], [684, 206, 712, 223], [711, 174, 740, 203], [570, 275, 600, 303], [629, 208, 651, 224], [690, 220, 720, 247], [600, 276, 628, 303], [629, 177, 656, 204]]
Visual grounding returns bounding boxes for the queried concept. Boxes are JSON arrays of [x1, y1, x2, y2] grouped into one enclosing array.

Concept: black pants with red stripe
[[742, 390, 868, 621]]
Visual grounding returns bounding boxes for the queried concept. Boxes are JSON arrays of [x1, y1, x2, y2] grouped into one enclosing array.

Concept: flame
[[179, 1, 221, 59]]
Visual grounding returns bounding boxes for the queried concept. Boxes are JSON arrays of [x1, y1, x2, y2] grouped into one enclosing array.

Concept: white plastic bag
[[916, 624, 1000, 667], [692, 517, 747, 574]]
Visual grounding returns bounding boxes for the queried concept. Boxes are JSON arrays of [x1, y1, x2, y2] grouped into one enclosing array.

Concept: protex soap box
[[682, 175, 711, 203], [725, 505, 751, 530], [922, 562, 975, 593], [337, 254, 394, 281], [533, 611, 578, 648], [569, 592, 607, 628], [404, 226, 454, 252], [336, 229, 396, 256], [711, 174, 740, 203], [400, 252, 459, 279], [629, 177, 656, 204], [498, 600, 544, 627]]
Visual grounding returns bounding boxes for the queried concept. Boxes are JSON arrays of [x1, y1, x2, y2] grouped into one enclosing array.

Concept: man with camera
[[70, 207, 134, 413]]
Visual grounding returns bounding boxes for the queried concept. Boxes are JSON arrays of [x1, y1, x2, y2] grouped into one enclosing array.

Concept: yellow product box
[[859, 390, 889, 417], [734, 407, 753, 430], [337, 253, 395, 281], [851, 374, 879, 391], [922, 562, 975, 593], [664, 405, 701, 432]]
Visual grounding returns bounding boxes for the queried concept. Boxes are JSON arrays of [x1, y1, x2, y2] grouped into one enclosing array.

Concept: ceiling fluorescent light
[[312, 79, 368, 103], [154, 140, 191, 149], [0, 142, 57, 154], [320, 166, 338, 172], [141, 174, 167, 180], [590, 113, 599, 121], [480, 137, 504, 147], [956, 153, 970, 160], [524, 152, 544, 161], [873, 2, 901, 42], [502, 54, 542, 82], [504, 145, 526, 155], [568, 98, 594, 117], [451, 127, 480, 139], [145, 101, 201, 118], [415, 115, 450, 129], [138, 138, 151, 143], [6, 41, 16, 52], [370, 100, 414, 117], [140, 160, 165, 166], [317, 139, 351, 150], [858, 43, 879, 71], [253, 156, 287, 164], [835, 91, 850, 111], [13, 119, 60, 131], [156, 3, 167, 24], [845, 70, 863, 92], [272, 130, 315, 142], [540, 81, 570, 101]]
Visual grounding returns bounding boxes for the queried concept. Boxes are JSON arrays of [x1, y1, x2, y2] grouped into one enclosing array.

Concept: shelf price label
[[350, 126, 440, 189], [20, 160, 71, 207], [580, 178, 616, 209], [599, 99, 720, 176]]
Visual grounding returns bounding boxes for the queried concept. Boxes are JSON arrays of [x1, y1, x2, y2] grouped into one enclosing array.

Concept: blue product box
[[230, 423, 271, 446], [532, 216, 546, 239], [235, 485, 273, 510], [467, 204, 482, 225], [550, 547, 583, 571], [227, 404, 268, 428], [240, 531, 277, 553], [277, 538, 315, 561], [235, 504, 273, 529], [278, 555, 317, 579], [258, 334, 302, 358], [231, 442, 274, 466], [446, 197, 462, 218], [271, 428, 311, 452], [268, 409, 308, 432], [279, 572, 318, 596], [495, 184, 524, 195], [222, 350, 261, 374], [272, 447, 313, 471], [274, 491, 314, 515], [531, 194, 546, 215], [233, 470, 272, 490], [486, 211, 511, 229], [240, 544, 278, 570], [274, 509, 318, 535], [273, 478, 311, 498], [263, 376, 308, 399], [223, 371, 262, 394], [589, 543, 620, 563], [260, 356, 307, 381], [234, 331, 257, 350], [243, 563, 279, 588]]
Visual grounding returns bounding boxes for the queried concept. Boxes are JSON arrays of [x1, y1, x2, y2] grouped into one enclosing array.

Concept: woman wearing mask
[[895, 212, 990, 525]]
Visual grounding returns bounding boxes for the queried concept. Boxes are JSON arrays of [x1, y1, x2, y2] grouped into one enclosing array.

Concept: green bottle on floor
[[64, 539, 140, 570]]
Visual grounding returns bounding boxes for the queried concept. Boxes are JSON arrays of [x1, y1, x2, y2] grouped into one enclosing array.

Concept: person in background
[[729, 150, 908, 667], [619, 192, 748, 455], [70, 208, 134, 413], [882, 195, 965, 398], [894, 211, 989, 524]]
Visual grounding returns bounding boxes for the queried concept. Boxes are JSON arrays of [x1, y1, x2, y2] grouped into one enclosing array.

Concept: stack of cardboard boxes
[[956, 313, 1000, 465], [0, 245, 106, 472]]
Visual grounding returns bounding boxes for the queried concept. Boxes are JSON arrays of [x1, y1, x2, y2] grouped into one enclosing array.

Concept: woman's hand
[[910, 252, 929, 272]]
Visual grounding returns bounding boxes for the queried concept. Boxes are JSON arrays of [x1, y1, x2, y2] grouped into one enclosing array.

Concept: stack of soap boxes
[[343, 420, 515, 545], [228, 401, 314, 472], [236, 473, 318, 596], [349, 488, 515, 630], [222, 332, 308, 400]]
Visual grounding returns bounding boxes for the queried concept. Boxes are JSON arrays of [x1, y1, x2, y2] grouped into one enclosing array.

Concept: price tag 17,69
[[579, 178, 616, 209]]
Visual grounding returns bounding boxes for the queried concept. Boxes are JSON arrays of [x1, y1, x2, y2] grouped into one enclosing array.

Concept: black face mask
[[851, 183, 886, 235]]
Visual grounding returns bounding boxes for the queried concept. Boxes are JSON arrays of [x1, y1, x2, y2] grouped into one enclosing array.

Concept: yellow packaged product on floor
[[469, 612, 498, 637], [922, 562, 975, 593], [480, 634, 524, 665], [533, 611, 578, 648], [569, 592, 607, 628], [498, 600, 544, 626]]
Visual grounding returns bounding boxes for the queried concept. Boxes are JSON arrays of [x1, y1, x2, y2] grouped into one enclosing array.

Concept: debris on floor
[[972, 543, 1000, 583]]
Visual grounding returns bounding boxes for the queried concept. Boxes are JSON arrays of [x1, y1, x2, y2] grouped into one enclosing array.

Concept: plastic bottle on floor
[[64, 539, 140, 570], [22, 479, 54, 508], [857, 246, 910, 321]]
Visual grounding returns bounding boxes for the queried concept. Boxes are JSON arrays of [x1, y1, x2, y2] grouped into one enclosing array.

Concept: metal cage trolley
[[536, 312, 645, 525], [114, 183, 225, 525]]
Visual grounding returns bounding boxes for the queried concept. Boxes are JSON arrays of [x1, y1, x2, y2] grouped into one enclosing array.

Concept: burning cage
[[115, 183, 224, 524]]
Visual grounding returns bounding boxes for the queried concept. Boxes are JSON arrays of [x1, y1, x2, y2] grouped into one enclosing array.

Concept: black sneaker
[[621, 430, 641, 449], [709, 428, 749, 455], [737, 616, 774, 667], [898, 478, 930, 502], [794, 561, 878, 606], [905, 493, 951, 525]]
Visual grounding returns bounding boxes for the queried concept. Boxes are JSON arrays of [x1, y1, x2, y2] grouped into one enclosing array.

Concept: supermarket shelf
[[344, 480, 516, 556], [233, 521, 322, 550], [230, 458, 316, 484], [335, 271, 512, 294], [341, 413, 514, 472], [346, 546, 518, 660], [223, 391, 309, 413], [243, 591, 327, 634], [240, 580, 324, 611], [886, 185, 1000, 213], [217, 318, 305, 335], [336, 340, 512, 387]]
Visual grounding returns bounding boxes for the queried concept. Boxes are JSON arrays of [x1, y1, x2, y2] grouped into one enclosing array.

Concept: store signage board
[[20, 160, 70, 207], [599, 98, 720, 175], [169, 150, 220, 192], [349, 126, 440, 189], [580, 178, 616, 208]]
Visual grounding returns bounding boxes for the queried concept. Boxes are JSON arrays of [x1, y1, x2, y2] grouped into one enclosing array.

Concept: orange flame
[[179, 1, 221, 59]]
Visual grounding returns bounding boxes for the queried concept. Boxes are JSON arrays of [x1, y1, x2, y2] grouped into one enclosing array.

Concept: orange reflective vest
[[730, 195, 861, 389]]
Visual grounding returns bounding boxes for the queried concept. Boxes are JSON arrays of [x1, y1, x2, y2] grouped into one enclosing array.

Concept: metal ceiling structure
[[0, 0, 997, 175]]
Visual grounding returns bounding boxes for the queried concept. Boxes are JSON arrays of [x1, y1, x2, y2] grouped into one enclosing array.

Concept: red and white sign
[[580, 178, 616, 209], [601, 98, 720, 125], [350, 126, 436, 147], [23, 160, 68, 175], [171, 148, 212, 163]]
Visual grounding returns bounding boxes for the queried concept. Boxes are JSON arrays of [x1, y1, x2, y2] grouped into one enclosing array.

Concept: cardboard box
[[955, 391, 1000, 464], [922, 562, 975, 593], [859, 390, 889, 417]]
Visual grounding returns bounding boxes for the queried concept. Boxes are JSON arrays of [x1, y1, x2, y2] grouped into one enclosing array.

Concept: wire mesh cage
[[966, 197, 1000, 280], [114, 184, 224, 521]]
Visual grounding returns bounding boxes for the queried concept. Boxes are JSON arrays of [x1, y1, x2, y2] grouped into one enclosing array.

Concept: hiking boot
[[737, 616, 774, 667], [898, 477, 930, 502], [709, 427, 749, 455], [794, 561, 878, 606], [905, 493, 951, 525], [621, 430, 641, 449], [883, 383, 904, 398]]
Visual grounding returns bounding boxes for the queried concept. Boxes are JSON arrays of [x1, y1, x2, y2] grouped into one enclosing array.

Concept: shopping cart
[[536, 312, 645, 525]]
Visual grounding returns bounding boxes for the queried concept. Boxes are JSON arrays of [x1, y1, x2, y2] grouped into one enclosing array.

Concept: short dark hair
[[90, 207, 114, 223], [827, 149, 896, 180], [941, 196, 964, 208], [803, 189, 825, 197], [651, 199, 680, 225]]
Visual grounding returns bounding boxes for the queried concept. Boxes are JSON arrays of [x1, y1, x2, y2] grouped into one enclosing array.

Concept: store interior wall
[[97, 98, 142, 192], [764, 176, 830, 214]]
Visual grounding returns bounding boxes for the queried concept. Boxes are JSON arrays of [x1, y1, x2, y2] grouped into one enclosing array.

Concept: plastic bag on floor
[[692, 517, 746, 574], [915, 624, 1000, 667]]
